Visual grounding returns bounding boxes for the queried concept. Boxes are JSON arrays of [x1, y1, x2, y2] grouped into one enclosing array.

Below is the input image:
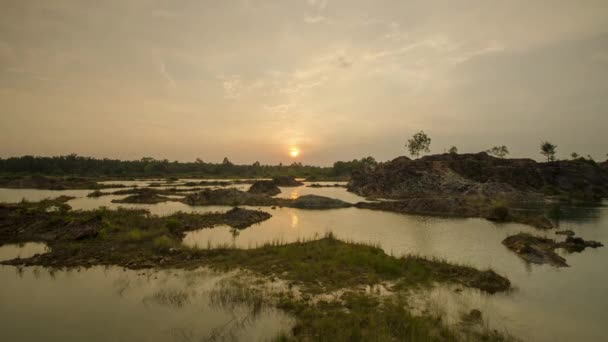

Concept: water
[[1, 181, 607, 341], [0, 242, 49, 262], [0, 266, 293, 341]]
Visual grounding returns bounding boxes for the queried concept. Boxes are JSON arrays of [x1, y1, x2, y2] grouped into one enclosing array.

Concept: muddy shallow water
[[1, 180, 607, 341]]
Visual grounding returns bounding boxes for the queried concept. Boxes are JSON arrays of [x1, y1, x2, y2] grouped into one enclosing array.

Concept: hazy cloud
[[1, 0, 607, 164]]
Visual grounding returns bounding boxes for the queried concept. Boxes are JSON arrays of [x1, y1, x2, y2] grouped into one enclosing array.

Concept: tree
[[406, 131, 431, 158], [540, 141, 557, 162], [448, 146, 458, 154], [486, 145, 509, 158], [571, 152, 579, 160], [222, 157, 233, 166]]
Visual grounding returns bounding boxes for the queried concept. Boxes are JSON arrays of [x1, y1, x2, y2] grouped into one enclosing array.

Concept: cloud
[[304, 15, 326, 24]]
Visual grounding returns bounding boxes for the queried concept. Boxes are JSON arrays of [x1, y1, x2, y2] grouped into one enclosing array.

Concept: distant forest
[[0, 155, 378, 179]]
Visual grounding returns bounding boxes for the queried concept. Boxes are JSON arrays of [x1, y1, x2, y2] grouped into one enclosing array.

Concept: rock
[[272, 176, 303, 187], [248, 180, 281, 196], [555, 230, 575, 236]]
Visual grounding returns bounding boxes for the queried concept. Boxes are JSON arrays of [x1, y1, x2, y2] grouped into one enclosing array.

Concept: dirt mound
[[248, 180, 281, 196], [223, 207, 272, 229]]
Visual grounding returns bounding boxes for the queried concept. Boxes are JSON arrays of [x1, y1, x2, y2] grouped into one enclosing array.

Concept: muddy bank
[[502, 233, 603, 267], [0, 175, 127, 190]]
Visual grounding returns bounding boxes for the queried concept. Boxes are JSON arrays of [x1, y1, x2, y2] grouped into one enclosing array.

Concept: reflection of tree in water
[[545, 202, 604, 226]]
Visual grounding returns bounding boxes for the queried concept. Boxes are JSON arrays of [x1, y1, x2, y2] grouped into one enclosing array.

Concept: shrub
[[153, 236, 174, 252]]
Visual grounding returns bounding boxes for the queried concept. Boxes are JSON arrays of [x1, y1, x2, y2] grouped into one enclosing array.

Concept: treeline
[[0, 154, 377, 179]]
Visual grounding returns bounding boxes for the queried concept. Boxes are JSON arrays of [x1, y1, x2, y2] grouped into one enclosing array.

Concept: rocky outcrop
[[503, 233, 603, 267], [272, 176, 304, 187], [248, 180, 281, 196], [347, 153, 608, 228], [539, 160, 608, 200], [348, 152, 608, 200]]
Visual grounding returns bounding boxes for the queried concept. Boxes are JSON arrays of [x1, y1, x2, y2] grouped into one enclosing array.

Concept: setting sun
[[289, 147, 300, 158]]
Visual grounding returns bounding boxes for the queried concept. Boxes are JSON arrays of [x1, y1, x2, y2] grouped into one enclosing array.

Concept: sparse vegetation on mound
[[248, 180, 282, 196], [183, 188, 352, 209], [0, 175, 126, 190]]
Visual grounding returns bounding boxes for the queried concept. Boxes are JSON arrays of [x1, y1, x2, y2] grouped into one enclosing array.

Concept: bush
[[153, 236, 174, 252]]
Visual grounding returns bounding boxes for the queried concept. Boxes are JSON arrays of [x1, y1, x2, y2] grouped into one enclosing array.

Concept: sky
[[1, 0, 607, 165]]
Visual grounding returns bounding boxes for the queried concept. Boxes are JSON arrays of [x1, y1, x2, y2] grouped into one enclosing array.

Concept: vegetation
[[448, 146, 458, 154], [571, 152, 579, 159], [486, 145, 509, 158], [0, 199, 516, 341], [0, 154, 385, 181], [406, 131, 432, 159], [540, 141, 557, 162]]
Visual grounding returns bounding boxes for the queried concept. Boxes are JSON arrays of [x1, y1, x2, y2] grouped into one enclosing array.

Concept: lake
[[1, 180, 606, 341]]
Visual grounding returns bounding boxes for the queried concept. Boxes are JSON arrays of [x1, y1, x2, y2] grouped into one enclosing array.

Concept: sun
[[289, 147, 300, 158]]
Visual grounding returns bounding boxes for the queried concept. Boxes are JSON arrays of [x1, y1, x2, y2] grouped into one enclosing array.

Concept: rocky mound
[[182, 188, 277, 206], [223, 207, 272, 229], [348, 152, 608, 200], [503, 233, 603, 267], [272, 176, 304, 187], [248, 180, 281, 196]]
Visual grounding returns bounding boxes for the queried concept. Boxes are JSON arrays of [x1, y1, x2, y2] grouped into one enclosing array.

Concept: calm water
[[0, 265, 293, 341], [1, 180, 607, 341]]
